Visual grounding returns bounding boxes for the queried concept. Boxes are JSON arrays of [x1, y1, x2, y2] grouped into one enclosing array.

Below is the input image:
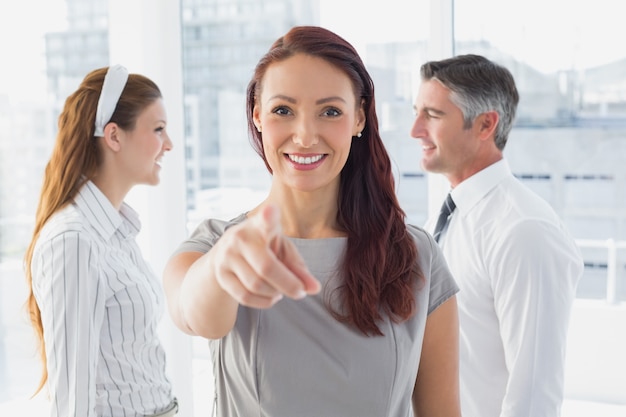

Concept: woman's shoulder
[[38, 203, 88, 241], [33, 203, 100, 260], [191, 212, 247, 238], [174, 213, 247, 255], [406, 223, 437, 250], [405, 222, 445, 271]]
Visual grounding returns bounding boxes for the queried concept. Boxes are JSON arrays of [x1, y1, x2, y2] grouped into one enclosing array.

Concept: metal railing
[[1, 236, 624, 304], [576, 239, 626, 305]]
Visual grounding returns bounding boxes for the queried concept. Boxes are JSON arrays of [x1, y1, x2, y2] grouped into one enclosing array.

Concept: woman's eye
[[272, 106, 291, 115], [323, 108, 341, 117]]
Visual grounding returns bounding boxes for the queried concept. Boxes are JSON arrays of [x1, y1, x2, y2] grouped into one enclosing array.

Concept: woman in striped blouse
[[24, 65, 177, 417]]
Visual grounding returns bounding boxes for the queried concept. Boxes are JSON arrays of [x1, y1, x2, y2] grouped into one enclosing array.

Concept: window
[[1, 0, 625, 415], [455, 0, 626, 408]]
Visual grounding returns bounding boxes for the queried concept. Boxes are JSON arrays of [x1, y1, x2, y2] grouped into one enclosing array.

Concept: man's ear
[[102, 123, 122, 152], [476, 111, 499, 142]]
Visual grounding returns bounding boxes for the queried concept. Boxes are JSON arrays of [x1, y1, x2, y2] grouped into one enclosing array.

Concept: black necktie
[[433, 194, 456, 243]]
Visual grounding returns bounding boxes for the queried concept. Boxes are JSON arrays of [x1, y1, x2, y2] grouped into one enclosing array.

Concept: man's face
[[410, 79, 482, 186]]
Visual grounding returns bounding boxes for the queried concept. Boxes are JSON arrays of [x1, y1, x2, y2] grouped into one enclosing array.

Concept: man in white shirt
[[410, 54, 584, 417]]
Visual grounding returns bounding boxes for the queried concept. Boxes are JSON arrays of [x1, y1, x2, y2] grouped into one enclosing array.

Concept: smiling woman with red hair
[[164, 26, 460, 417]]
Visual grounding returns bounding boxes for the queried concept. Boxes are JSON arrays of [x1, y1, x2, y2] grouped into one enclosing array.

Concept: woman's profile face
[[117, 98, 172, 187], [253, 53, 365, 195]]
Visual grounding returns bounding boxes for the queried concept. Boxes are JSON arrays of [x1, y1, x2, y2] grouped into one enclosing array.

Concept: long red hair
[[23, 66, 161, 394], [246, 26, 423, 335]]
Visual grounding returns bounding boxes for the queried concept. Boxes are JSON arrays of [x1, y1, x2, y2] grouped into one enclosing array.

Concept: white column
[[426, 0, 455, 216], [107, 1, 194, 416]]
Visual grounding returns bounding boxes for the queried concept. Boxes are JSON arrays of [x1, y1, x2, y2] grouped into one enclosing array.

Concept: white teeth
[[289, 154, 323, 164]]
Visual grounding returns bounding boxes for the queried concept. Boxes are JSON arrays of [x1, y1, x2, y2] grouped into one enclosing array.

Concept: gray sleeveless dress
[[175, 214, 458, 417]]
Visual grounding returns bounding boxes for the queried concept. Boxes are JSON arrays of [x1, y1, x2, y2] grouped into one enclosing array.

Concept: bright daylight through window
[[0, 1, 624, 416]]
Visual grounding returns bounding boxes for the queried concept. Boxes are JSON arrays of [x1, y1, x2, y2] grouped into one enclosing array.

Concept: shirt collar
[[450, 159, 511, 217], [73, 180, 141, 240]]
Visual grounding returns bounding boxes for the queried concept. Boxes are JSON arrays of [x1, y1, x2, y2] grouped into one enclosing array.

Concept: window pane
[[181, 0, 431, 226], [455, 0, 626, 302], [321, 0, 431, 225], [0, 0, 67, 410]]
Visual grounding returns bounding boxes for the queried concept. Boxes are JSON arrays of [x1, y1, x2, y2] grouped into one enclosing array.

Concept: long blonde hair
[[24, 66, 162, 394]]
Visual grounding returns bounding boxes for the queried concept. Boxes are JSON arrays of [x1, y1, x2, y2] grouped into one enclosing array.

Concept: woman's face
[[253, 53, 365, 195], [118, 98, 172, 186]]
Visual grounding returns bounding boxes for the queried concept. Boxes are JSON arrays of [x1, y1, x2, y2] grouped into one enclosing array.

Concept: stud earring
[[356, 132, 362, 138], [256, 126, 262, 133]]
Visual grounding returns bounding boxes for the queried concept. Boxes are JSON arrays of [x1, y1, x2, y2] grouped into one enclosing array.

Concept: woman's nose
[[292, 117, 319, 148], [163, 133, 173, 151]]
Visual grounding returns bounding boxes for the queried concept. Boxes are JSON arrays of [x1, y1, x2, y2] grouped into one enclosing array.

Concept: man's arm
[[491, 219, 583, 417]]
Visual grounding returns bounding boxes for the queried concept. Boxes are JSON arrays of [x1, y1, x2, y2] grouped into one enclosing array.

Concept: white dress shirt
[[425, 159, 584, 417], [31, 181, 173, 417]]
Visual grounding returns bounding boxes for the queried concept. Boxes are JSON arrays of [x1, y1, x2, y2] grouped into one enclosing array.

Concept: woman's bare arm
[[412, 295, 461, 417], [163, 204, 320, 339], [163, 250, 240, 338]]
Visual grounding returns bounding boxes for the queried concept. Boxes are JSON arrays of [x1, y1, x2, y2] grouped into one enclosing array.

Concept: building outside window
[[0, 0, 624, 415]]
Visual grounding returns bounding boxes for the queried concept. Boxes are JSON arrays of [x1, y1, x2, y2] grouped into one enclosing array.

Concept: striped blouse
[[31, 181, 173, 417]]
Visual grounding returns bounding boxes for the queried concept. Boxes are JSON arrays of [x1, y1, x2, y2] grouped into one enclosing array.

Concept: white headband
[[94, 64, 129, 137]]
